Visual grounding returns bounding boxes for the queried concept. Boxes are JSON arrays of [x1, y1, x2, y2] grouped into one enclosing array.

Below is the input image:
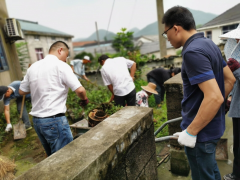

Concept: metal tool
[[74, 72, 98, 87], [154, 117, 228, 160], [13, 95, 26, 140]]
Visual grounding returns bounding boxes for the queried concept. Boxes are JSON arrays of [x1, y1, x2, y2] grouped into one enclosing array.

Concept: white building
[[197, 3, 240, 45], [18, 19, 74, 65]]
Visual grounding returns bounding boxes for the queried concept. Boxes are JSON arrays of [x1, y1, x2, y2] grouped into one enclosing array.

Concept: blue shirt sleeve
[[183, 51, 215, 85], [4, 97, 11, 106], [222, 59, 227, 67]]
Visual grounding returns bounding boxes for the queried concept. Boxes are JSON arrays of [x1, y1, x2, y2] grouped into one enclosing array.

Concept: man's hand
[[173, 129, 197, 148], [225, 100, 231, 114], [79, 98, 89, 106], [227, 58, 240, 72], [109, 94, 114, 102], [131, 76, 135, 81]]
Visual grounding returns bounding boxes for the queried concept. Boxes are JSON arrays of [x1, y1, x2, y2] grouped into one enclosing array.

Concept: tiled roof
[[18, 19, 73, 37], [73, 41, 96, 47], [201, 3, 240, 28]]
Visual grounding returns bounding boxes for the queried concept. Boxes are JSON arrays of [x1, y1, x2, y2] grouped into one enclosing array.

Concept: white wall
[[198, 27, 223, 45], [24, 35, 74, 64]]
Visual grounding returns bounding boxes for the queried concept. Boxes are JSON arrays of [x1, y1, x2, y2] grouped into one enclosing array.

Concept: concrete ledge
[[164, 73, 183, 147], [16, 106, 156, 180]]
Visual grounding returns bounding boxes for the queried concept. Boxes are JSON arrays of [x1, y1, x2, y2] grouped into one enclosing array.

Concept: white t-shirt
[[20, 55, 82, 117], [100, 57, 135, 96], [70, 59, 85, 79]]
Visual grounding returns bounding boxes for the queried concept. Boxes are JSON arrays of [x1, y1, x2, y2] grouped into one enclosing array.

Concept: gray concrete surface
[[16, 106, 158, 180]]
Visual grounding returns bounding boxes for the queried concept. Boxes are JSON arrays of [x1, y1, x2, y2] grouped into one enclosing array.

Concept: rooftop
[[201, 3, 240, 28], [18, 19, 73, 38]]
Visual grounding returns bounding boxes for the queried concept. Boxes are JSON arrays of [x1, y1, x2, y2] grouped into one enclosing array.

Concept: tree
[[196, 24, 202, 29], [112, 28, 135, 52], [15, 42, 30, 73], [74, 51, 94, 60]]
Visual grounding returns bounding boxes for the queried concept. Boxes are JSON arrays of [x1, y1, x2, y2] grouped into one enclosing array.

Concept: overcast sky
[[5, 0, 240, 39]]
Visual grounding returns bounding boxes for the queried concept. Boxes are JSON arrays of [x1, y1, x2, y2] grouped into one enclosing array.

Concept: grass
[[135, 78, 168, 138], [153, 98, 168, 138]]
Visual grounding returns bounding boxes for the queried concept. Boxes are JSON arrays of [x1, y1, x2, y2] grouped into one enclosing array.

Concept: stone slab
[[16, 106, 154, 180]]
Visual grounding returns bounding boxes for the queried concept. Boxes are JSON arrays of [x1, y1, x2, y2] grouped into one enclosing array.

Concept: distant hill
[[74, 8, 218, 42], [73, 29, 116, 42], [128, 27, 140, 34], [134, 8, 217, 37]]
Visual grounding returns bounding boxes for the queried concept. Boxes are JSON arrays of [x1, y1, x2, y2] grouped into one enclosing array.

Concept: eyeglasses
[[162, 25, 174, 39]]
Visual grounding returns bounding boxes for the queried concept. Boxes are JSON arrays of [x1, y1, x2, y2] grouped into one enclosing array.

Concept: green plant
[[0, 102, 23, 144], [128, 51, 148, 68], [15, 42, 30, 72], [176, 49, 182, 56], [74, 52, 94, 61], [112, 28, 135, 52], [66, 80, 113, 120]]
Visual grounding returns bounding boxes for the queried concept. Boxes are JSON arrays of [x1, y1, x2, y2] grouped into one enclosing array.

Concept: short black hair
[[162, 6, 196, 31], [173, 67, 181, 74], [49, 41, 69, 53], [98, 55, 109, 63]]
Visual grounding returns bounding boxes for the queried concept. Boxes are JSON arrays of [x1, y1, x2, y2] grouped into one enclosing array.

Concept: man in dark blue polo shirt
[[162, 6, 236, 180]]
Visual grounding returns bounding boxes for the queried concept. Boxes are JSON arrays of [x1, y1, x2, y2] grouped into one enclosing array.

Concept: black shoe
[[223, 173, 237, 180]]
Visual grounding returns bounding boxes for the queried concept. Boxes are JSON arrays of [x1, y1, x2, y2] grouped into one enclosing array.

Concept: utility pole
[[95, 22, 102, 53], [95, 22, 100, 46], [156, 0, 167, 58]]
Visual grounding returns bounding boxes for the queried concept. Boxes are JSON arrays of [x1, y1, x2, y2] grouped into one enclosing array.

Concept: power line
[[128, 0, 138, 30], [105, 0, 116, 40]]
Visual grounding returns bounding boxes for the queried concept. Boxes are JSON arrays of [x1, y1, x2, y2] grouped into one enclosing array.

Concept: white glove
[[173, 129, 197, 148]]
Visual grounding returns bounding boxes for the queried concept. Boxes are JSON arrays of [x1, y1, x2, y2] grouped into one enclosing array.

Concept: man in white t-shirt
[[19, 41, 89, 156], [98, 54, 136, 106], [70, 56, 91, 81]]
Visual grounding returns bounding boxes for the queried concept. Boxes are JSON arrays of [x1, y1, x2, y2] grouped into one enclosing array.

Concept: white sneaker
[[5, 124, 12, 132]]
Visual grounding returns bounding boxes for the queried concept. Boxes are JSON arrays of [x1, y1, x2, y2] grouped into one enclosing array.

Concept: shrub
[[112, 28, 135, 52]]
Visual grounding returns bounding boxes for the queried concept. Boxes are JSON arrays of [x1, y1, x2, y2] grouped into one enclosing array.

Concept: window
[[35, 48, 44, 61], [206, 31, 212, 40], [51, 37, 56, 41], [34, 36, 40, 41], [0, 37, 9, 71], [222, 24, 238, 34]]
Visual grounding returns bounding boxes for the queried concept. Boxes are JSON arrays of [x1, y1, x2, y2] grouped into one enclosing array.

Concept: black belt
[[34, 113, 65, 119]]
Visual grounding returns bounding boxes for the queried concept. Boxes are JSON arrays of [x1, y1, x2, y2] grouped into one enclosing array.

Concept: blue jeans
[[147, 77, 164, 104], [185, 139, 221, 180], [33, 116, 73, 156], [16, 96, 31, 128]]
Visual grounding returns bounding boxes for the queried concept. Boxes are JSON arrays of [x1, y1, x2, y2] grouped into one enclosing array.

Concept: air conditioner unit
[[4, 18, 24, 39]]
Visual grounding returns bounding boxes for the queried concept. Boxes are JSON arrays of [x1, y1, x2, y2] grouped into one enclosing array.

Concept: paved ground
[[156, 114, 234, 179]]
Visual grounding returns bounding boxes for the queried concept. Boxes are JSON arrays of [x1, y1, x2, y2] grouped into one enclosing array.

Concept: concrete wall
[[164, 73, 190, 176], [146, 48, 179, 59], [164, 73, 183, 147], [198, 27, 223, 45], [16, 106, 158, 180]]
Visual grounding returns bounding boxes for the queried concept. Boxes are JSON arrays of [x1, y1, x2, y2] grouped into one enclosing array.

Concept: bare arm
[[223, 66, 236, 99], [187, 78, 224, 135], [82, 75, 90, 82], [130, 62, 136, 81], [19, 89, 30, 95], [75, 86, 87, 100], [71, 65, 74, 72], [4, 105, 11, 124], [107, 84, 114, 102]]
